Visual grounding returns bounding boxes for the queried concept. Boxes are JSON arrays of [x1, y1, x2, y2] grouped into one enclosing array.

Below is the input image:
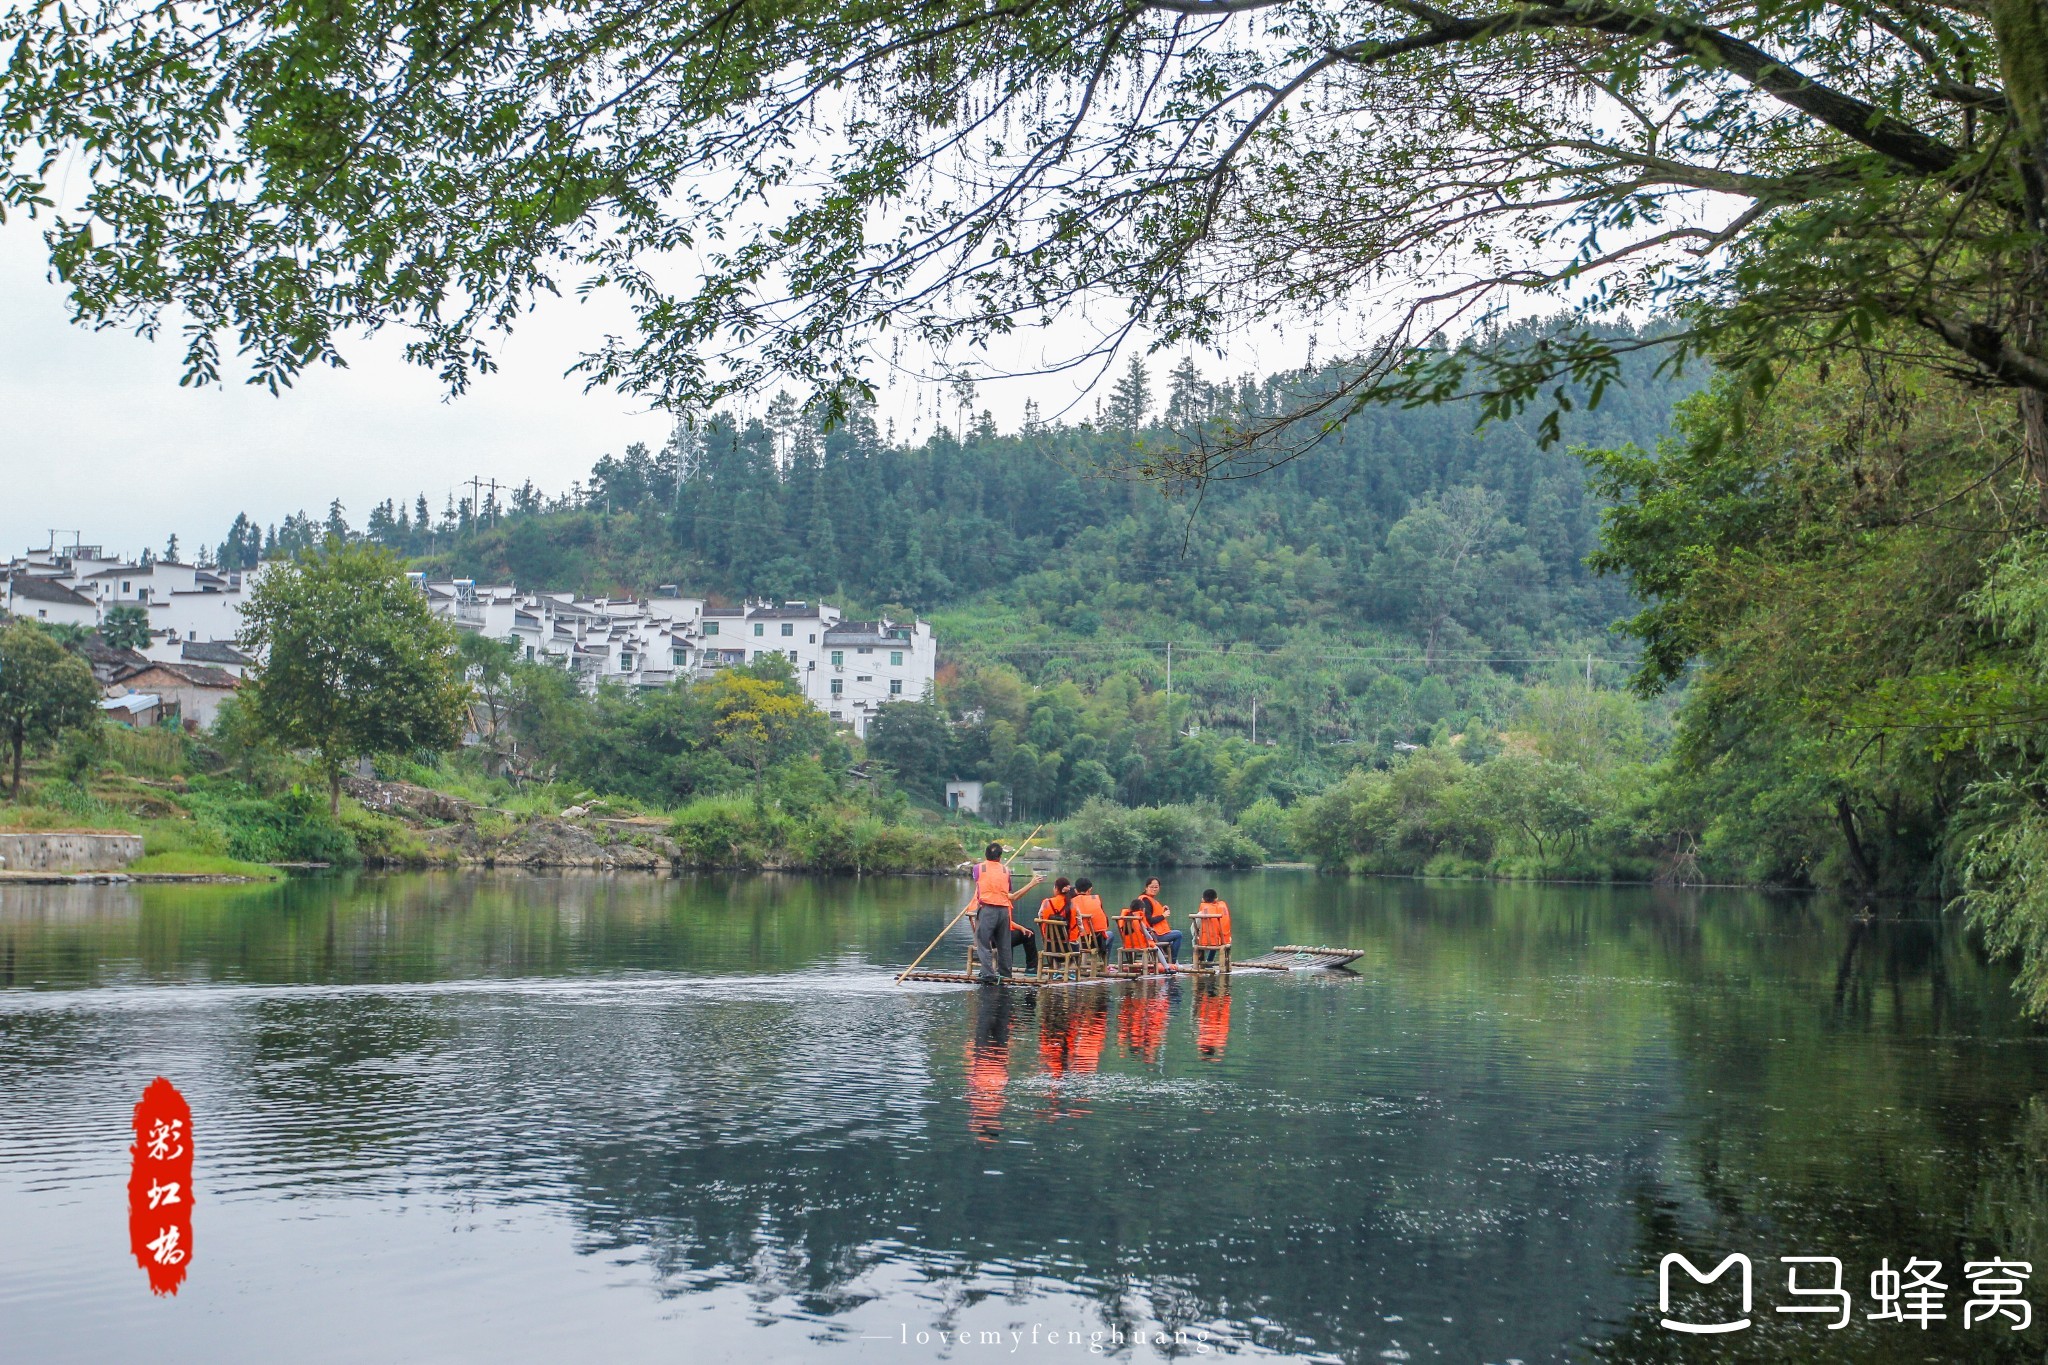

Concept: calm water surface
[[2, 870, 2045, 1363]]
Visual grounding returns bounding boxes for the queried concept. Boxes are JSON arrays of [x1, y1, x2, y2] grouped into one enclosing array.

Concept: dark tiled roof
[[747, 602, 824, 619], [180, 640, 254, 666], [82, 640, 151, 671], [9, 576, 94, 607], [118, 662, 241, 690]]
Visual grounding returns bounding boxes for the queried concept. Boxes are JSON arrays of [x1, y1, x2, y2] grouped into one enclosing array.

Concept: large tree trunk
[[1835, 794, 1880, 889], [329, 769, 342, 817], [1994, 0, 2048, 505]]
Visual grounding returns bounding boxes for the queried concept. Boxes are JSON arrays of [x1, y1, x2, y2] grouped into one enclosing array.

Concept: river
[[1, 869, 2044, 1362]]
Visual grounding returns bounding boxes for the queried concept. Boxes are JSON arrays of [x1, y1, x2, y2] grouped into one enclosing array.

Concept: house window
[[857, 645, 872, 654], [890, 679, 903, 696], [830, 651, 843, 666], [890, 651, 903, 666], [705, 621, 719, 636], [830, 710, 842, 720], [121, 580, 131, 592], [830, 679, 843, 696], [856, 674, 872, 683], [780, 622, 793, 637], [672, 650, 686, 666], [786, 650, 797, 662], [525, 646, 535, 661], [808, 633, 816, 643], [620, 654, 633, 670], [753, 622, 764, 636]]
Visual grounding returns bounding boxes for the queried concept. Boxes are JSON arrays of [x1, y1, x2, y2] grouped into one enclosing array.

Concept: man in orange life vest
[[1133, 877, 1183, 965], [971, 842, 1041, 984]]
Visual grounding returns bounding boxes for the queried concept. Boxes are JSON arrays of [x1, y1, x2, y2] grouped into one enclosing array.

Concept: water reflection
[[0, 872, 2045, 1362]]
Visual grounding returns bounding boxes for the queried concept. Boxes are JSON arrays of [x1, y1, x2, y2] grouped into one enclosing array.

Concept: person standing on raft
[[1135, 878, 1183, 965], [971, 843, 1041, 984]]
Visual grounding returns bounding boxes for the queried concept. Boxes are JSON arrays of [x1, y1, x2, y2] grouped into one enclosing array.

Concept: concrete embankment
[[0, 831, 145, 874]]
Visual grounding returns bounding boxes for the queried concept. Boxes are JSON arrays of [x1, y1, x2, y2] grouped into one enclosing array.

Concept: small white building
[[4, 573, 100, 627], [944, 781, 986, 816]]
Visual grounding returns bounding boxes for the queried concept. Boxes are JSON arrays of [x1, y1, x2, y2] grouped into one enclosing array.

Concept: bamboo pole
[[896, 823, 1045, 982]]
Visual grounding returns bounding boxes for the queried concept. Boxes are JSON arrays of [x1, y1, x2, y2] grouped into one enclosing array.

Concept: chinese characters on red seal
[[127, 1077, 193, 1296]]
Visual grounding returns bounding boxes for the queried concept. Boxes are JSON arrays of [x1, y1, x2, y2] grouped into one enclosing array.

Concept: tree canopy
[[3, 0, 2042, 469], [0, 622, 101, 798], [236, 542, 469, 812]]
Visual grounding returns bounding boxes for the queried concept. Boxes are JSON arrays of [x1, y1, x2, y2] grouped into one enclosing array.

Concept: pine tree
[[1165, 357, 1207, 428], [1105, 356, 1152, 433]]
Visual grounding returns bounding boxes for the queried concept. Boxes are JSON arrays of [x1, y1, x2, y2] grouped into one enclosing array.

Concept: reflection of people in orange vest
[[1069, 880, 1113, 964], [1119, 982, 1172, 1063], [1194, 889, 1232, 953], [967, 988, 1014, 1143], [970, 843, 1041, 983], [1038, 991, 1108, 1077], [1135, 879, 1183, 965], [1194, 978, 1232, 1059]]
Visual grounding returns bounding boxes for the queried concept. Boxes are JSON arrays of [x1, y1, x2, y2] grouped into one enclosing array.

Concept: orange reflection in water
[[1194, 977, 1232, 1059], [965, 989, 1016, 1144], [1118, 980, 1173, 1064]]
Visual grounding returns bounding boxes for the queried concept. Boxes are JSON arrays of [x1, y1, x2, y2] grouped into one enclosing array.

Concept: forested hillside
[[202, 327, 1698, 835]]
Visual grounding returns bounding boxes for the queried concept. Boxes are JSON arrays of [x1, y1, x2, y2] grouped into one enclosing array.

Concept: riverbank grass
[[127, 852, 284, 880]]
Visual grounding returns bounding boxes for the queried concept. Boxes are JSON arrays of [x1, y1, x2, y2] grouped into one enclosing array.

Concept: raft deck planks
[[1234, 945, 1367, 971], [900, 962, 1224, 988]]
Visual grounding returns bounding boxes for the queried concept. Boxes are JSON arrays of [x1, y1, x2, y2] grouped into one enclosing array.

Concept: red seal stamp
[[127, 1077, 193, 1295]]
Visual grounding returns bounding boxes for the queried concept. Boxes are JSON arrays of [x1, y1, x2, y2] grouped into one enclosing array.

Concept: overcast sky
[[0, 222, 1319, 564]]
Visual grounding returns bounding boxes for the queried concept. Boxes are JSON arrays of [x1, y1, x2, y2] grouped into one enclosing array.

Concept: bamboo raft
[[901, 946, 1365, 986], [899, 961, 1224, 988], [1233, 945, 1367, 971]]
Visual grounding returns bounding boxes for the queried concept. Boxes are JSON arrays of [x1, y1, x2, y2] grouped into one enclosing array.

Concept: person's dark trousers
[[974, 903, 1013, 979], [1153, 929, 1184, 965], [1007, 925, 1039, 975]]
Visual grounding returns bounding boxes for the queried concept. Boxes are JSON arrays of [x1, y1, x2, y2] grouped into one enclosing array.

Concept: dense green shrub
[[1233, 796, 1295, 859], [668, 796, 956, 872], [180, 781, 359, 865], [1061, 798, 1250, 867]]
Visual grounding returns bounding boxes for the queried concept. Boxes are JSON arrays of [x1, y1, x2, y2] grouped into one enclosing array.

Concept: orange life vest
[[1139, 893, 1170, 931], [1070, 893, 1109, 938], [1040, 891, 1072, 936], [975, 859, 1013, 908], [1117, 909, 1153, 951], [1195, 899, 1232, 947]]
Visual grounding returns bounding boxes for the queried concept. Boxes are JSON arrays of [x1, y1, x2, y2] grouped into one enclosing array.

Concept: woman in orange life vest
[[1134, 877, 1184, 965], [1038, 877, 1074, 947], [970, 842, 1042, 984], [1068, 879, 1113, 964]]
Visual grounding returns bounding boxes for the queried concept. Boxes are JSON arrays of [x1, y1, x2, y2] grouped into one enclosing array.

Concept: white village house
[[4, 539, 936, 737], [412, 580, 937, 737]]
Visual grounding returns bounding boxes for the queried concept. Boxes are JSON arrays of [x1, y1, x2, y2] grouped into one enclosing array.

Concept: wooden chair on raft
[[1035, 913, 1082, 982], [1191, 909, 1232, 973], [1116, 910, 1165, 973]]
